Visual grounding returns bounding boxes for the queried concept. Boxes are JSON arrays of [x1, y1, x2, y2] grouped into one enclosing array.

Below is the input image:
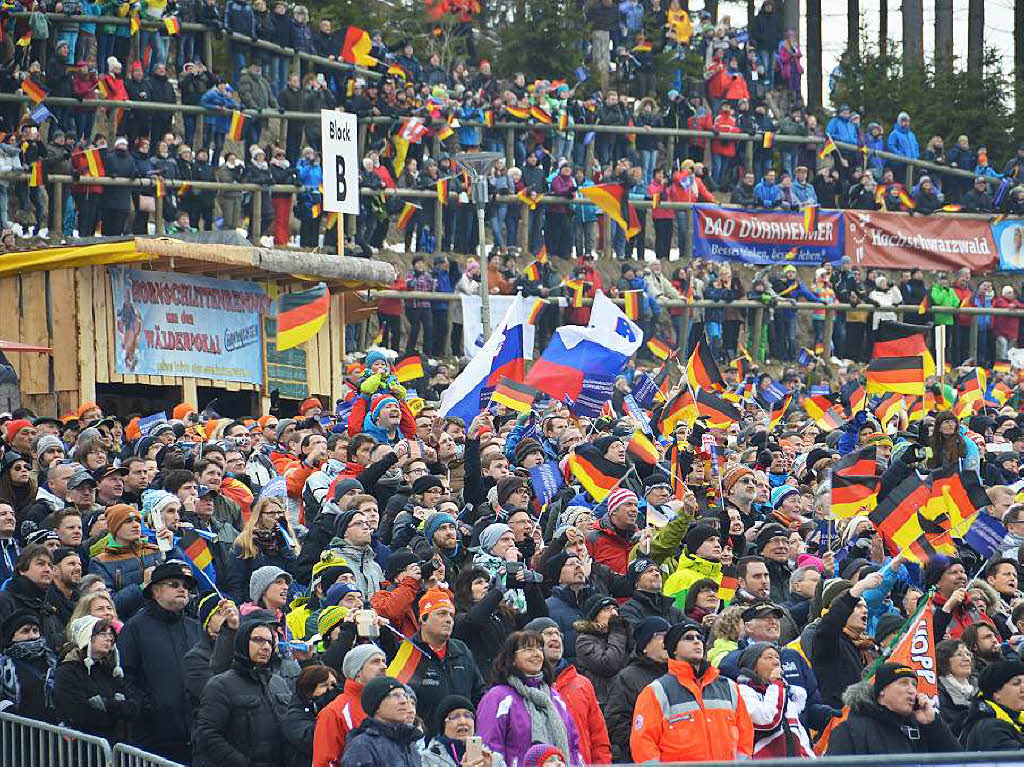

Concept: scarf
[[941, 674, 974, 707], [506, 674, 570, 759], [842, 626, 876, 665], [0, 639, 57, 710], [988, 698, 1024, 738], [471, 549, 526, 612], [253, 526, 281, 556]]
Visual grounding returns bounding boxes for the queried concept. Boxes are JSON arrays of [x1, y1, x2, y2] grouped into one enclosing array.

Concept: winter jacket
[[546, 586, 593, 660], [0, 574, 67, 652], [732, 181, 758, 207], [399, 632, 486, 735], [117, 599, 200, 763], [738, 678, 813, 757], [452, 583, 547, 680], [826, 679, 961, 755], [961, 697, 1024, 751], [332, 541, 384, 597], [605, 652, 667, 762], [585, 516, 634, 575], [573, 617, 631, 704], [88, 540, 163, 619], [314, 678, 367, 767], [754, 178, 782, 208], [370, 576, 420, 639], [53, 650, 139, 743], [630, 658, 754, 762], [102, 148, 138, 210], [887, 125, 920, 161], [618, 588, 685, 629], [826, 115, 859, 146], [183, 625, 236, 709], [661, 550, 721, 604], [476, 675, 583, 767], [192, 621, 291, 767], [552, 661, 610, 764], [809, 591, 868, 708], [225, 542, 296, 605], [239, 71, 279, 111], [341, 717, 423, 767]]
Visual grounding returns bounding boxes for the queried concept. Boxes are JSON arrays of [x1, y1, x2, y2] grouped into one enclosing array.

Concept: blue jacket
[[296, 157, 323, 189], [0, 537, 19, 585], [88, 543, 164, 619], [865, 135, 885, 174], [754, 178, 782, 207], [546, 585, 594, 659], [887, 125, 920, 160], [825, 115, 858, 146], [199, 88, 235, 134], [341, 717, 423, 767], [432, 268, 453, 314], [791, 180, 817, 205], [225, 0, 255, 38], [863, 558, 908, 635], [457, 107, 484, 148]]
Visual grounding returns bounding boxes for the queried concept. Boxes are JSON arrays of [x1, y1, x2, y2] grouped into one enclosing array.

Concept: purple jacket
[[475, 677, 583, 767]]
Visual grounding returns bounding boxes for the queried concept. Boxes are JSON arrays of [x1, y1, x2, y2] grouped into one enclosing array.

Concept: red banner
[[844, 210, 997, 272], [887, 598, 938, 708]]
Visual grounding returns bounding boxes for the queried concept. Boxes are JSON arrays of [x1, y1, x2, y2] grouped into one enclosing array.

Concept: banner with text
[[844, 210, 998, 272], [692, 206, 845, 265], [108, 268, 271, 382]]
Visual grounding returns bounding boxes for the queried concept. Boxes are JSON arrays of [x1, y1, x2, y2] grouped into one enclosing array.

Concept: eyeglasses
[[384, 689, 413, 703], [681, 633, 704, 643], [127, 515, 143, 523], [249, 635, 274, 647], [446, 711, 475, 722]]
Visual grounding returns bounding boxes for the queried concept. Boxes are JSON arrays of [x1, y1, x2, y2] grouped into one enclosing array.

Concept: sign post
[[321, 110, 359, 255]]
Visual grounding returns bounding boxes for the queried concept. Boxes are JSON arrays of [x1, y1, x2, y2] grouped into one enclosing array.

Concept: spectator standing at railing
[[776, 105, 805, 180], [826, 105, 859, 149], [750, 0, 782, 89], [216, 151, 245, 230], [886, 111, 919, 178], [238, 60, 278, 151], [992, 286, 1023, 361], [814, 166, 843, 208], [731, 169, 757, 207], [710, 102, 739, 190], [99, 136, 135, 235], [180, 61, 214, 151], [405, 255, 438, 355], [122, 61, 151, 146], [139, 0, 170, 74], [277, 73, 307, 163], [313, 19, 339, 86], [753, 168, 780, 208], [963, 176, 994, 214], [242, 146, 274, 241], [225, 0, 257, 85], [952, 268, 975, 364], [45, 130, 74, 237], [199, 79, 235, 165], [290, 6, 315, 79], [19, 124, 48, 238], [46, 40, 75, 131], [147, 63, 176, 148], [267, 146, 296, 245], [0, 136, 23, 234]]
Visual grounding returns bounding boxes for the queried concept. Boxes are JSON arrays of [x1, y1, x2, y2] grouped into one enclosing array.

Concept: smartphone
[[505, 562, 522, 577], [465, 736, 483, 761]]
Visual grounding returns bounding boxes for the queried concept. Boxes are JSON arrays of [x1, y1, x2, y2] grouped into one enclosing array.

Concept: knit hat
[[5, 418, 31, 444], [524, 617, 559, 634], [433, 694, 475, 735], [325, 582, 363, 606], [663, 620, 703, 657], [2, 610, 40, 648], [923, 556, 962, 589], [317, 605, 349, 639], [627, 557, 659, 588], [756, 523, 790, 552], [104, 504, 137, 539], [334, 510, 362, 539], [423, 512, 457, 544], [311, 552, 352, 592], [796, 553, 824, 571], [559, 506, 594, 530], [606, 487, 638, 515], [385, 548, 420, 582], [683, 518, 722, 555], [582, 593, 616, 621], [69, 615, 123, 677], [361, 675, 406, 716], [514, 438, 544, 466], [412, 474, 444, 495], [141, 489, 178, 525], [333, 478, 363, 501], [543, 550, 572, 582], [820, 579, 853, 610], [737, 641, 776, 680], [874, 614, 906, 643], [419, 587, 454, 618], [722, 466, 754, 496], [34, 434, 63, 457], [634, 616, 671, 654], [496, 476, 526, 508], [873, 662, 917, 698], [978, 660, 1024, 698], [365, 349, 390, 371], [343, 643, 386, 680], [479, 523, 511, 553], [524, 744, 565, 767], [249, 565, 292, 604], [592, 435, 620, 456], [299, 397, 323, 415], [369, 394, 400, 422], [274, 418, 296, 441], [770, 485, 799, 510], [196, 591, 225, 632]]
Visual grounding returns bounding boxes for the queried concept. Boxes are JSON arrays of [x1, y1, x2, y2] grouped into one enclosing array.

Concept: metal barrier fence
[[0, 711, 184, 767]]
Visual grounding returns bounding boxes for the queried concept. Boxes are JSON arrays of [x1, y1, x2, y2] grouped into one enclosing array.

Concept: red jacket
[[704, 61, 729, 99], [647, 180, 674, 220], [712, 112, 740, 157], [666, 171, 715, 205], [993, 296, 1022, 340], [687, 112, 713, 150], [723, 73, 749, 102], [313, 678, 366, 767], [70, 149, 102, 196], [585, 516, 634, 575], [378, 276, 406, 316], [369, 577, 420, 637], [555, 663, 612, 764]]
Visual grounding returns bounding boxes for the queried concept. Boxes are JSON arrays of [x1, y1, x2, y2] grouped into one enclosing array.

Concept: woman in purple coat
[[475, 632, 583, 767]]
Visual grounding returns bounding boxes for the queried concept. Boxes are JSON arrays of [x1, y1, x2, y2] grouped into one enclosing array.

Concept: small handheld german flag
[[490, 378, 539, 413], [20, 79, 48, 105], [898, 189, 917, 210], [484, 110, 495, 128], [84, 147, 105, 177], [918, 292, 931, 315], [647, 338, 671, 360], [818, 135, 837, 160], [436, 178, 449, 206], [524, 262, 541, 281], [627, 429, 659, 465], [623, 290, 641, 320], [531, 105, 552, 124], [393, 353, 425, 383], [163, 16, 180, 35], [228, 110, 247, 141], [16, 31, 32, 47], [802, 205, 818, 236], [28, 161, 42, 187], [762, 131, 775, 150], [396, 202, 419, 230], [558, 111, 569, 131]]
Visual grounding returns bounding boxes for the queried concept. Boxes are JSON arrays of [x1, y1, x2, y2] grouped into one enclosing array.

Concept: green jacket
[[628, 505, 695, 572], [930, 283, 960, 326]]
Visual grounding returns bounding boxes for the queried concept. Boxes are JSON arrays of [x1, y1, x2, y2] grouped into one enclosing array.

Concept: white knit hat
[[69, 615, 123, 677]]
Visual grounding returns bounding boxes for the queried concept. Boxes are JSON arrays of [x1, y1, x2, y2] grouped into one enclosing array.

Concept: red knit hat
[[5, 419, 32, 444], [606, 487, 638, 514], [298, 397, 323, 415]]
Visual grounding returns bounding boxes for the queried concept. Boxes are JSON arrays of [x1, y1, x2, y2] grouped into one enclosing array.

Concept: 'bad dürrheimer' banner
[[108, 267, 271, 383], [691, 205, 845, 265]]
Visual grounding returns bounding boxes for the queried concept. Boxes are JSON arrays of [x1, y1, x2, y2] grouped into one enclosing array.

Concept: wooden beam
[[76, 269, 96, 402], [21, 273, 49, 395], [51, 269, 78, 394]]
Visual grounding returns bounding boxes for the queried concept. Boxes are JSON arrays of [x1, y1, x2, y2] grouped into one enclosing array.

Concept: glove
[[88, 695, 107, 711], [489, 569, 507, 595], [389, 381, 407, 399], [360, 372, 383, 394]]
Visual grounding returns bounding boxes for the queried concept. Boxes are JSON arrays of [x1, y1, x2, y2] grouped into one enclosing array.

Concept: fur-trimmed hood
[[841, 679, 877, 713], [573, 618, 609, 636]]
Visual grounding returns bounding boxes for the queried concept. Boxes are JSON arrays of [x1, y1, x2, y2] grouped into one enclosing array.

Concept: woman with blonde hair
[[225, 495, 299, 604], [707, 604, 747, 665], [69, 589, 121, 637]]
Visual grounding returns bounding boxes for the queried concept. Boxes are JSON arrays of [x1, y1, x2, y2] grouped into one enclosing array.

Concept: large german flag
[[623, 290, 641, 320], [832, 446, 878, 479], [831, 474, 880, 518], [393, 353, 425, 383], [905, 395, 924, 422], [567, 448, 628, 502], [693, 388, 740, 428], [686, 330, 725, 392], [20, 79, 47, 104], [387, 639, 425, 682], [657, 389, 697, 436], [803, 392, 839, 424], [580, 183, 640, 238], [926, 467, 990, 533], [869, 473, 936, 561], [958, 368, 986, 407], [647, 338, 672, 360], [846, 384, 866, 415], [276, 283, 329, 351], [866, 355, 926, 396], [874, 391, 905, 425], [768, 392, 792, 431], [490, 378, 538, 413], [873, 321, 936, 377], [627, 429, 659, 465]]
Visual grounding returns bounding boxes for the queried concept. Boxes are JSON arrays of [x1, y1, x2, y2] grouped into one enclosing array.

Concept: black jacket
[[961, 697, 1024, 751], [341, 717, 424, 767], [402, 631, 486, 736], [731, 181, 758, 207], [182, 623, 237, 709], [826, 679, 962, 755], [192, 620, 291, 767], [102, 149, 138, 210], [0, 574, 65, 651], [573, 617, 630, 704], [604, 652, 667, 762], [809, 591, 867, 708], [53, 651, 139, 743], [937, 678, 970, 740], [117, 599, 200, 763], [618, 589, 685, 629]]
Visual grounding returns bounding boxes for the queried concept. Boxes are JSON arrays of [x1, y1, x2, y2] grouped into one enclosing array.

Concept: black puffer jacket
[[0, 575, 65, 651], [604, 652, 667, 762], [618, 589, 685, 629], [809, 590, 868, 708], [573, 617, 631, 704], [960, 697, 1024, 751], [826, 679, 961, 755], [192, 619, 291, 767], [182, 624, 237, 709], [53, 648, 139, 743]]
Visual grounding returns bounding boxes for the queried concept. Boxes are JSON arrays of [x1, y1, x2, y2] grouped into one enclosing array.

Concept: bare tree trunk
[[847, 0, 859, 60], [902, 0, 924, 70], [879, 0, 888, 52], [747, 0, 755, 25], [807, 0, 822, 110], [782, 0, 800, 40], [934, 0, 954, 77], [1017, 0, 1024, 132], [966, 0, 984, 78]]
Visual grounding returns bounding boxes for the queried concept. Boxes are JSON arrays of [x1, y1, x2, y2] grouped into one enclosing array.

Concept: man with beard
[[962, 623, 1005, 676], [620, 557, 685, 628], [45, 547, 81, 627]]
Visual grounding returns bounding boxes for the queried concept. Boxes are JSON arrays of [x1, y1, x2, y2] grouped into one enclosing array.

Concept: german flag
[[926, 467, 990, 533], [16, 31, 31, 47], [20, 79, 48, 105], [952, 397, 977, 419], [990, 381, 1012, 406], [898, 189, 917, 210], [528, 298, 545, 325], [436, 178, 449, 206], [567, 448, 628, 502], [435, 122, 454, 141], [905, 395, 924, 422], [627, 429, 659, 465], [84, 148, 105, 177], [958, 368, 986, 408], [994, 360, 1012, 374], [833, 447, 879, 479], [517, 189, 539, 210], [693, 388, 740, 428], [183, 534, 216, 585], [802, 205, 819, 235], [28, 161, 42, 187], [580, 183, 640, 238], [506, 106, 530, 120], [387, 640, 424, 682], [667, 441, 685, 500], [632, 41, 653, 53], [831, 474, 880, 518], [647, 338, 671, 360], [276, 282, 330, 351], [918, 292, 931, 315], [341, 26, 378, 66], [393, 353, 425, 383], [768, 392, 792, 431], [657, 389, 697, 435], [686, 333, 725, 392], [163, 16, 180, 34], [96, 79, 109, 98], [762, 132, 775, 150], [387, 63, 409, 80], [869, 473, 936, 561], [874, 391, 905, 425], [873, 321, 936, 378], [535, 245, 548, 263], [558, 111, 569, 131], [484, 110, 495, 128], [717, 564, 738, 604], [177, 182, 192, 197], [866, 355, 926, 396], [523, 262, 541, 282], [396, 202, 418, 230], [803, 392, 839, 424], [623, 290, 641, 320], [154, 177, 165, 199], [818, 135, 838, 160], [732, 356, 749, 381], [490, 378, 538, 413], [563, 278, 584, 308], [531, 105, 552, 124], [228, 110, 247, 141]]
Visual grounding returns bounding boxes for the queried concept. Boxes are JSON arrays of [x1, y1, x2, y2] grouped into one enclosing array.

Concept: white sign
[[321, 110, 359, 215]]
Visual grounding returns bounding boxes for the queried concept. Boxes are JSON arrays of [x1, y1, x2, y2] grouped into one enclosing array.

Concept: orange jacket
[[313, 679, 366, 767], [369, 576, 420, 637], [630, 658, 754, 763], [554, 663, 612, 764]]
